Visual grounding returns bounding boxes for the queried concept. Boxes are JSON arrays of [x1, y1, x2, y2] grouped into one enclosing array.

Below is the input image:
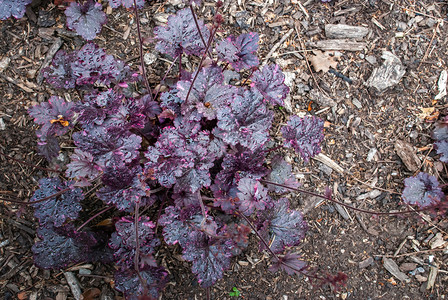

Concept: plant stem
[[0, 187, 71, 205], [76, 206, 113, 231], [241, 67, 257, 86], [0, 151, 63, 174], [189, 4, 211, 58], [133, 0, 152, 98], [184, 26, 218, 104], [260, 180, 432, 216]]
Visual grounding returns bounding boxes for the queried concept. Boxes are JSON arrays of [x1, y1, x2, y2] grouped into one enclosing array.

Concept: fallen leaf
[[417, 106, 438, 121], [82, 288, 101, 300], [309, 50, 338, 73]]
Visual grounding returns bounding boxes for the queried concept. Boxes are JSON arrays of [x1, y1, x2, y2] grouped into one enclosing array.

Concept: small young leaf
[[281, 115, 324, 162], [251, 64, 289, 106], [268, 252, 307, 276], [65, 0, 106, 41], [236, 178, 272, 216], [66, 149, 102, 179], [402, 172, 444, 208], [0, 0, 32, 20]]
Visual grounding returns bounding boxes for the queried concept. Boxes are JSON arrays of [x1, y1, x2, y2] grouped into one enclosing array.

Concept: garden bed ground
[[1, 0, 448, 299]]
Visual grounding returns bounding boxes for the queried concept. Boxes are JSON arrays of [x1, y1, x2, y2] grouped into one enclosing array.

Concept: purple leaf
[[158, 206, 198, 247], [114, 266, 168, 299], [236, 178, 272, 216], [97, 154, 149, 212], [108, 0, 145, 9], [75, 89, 123, 128], [109, 216, 160, 269], [213, 196, 239, 214], [31, 177, 83, 227], [32, 224, 97, 269], [0, 0, 31, 20], [173, 191, 201, 208], [182, 230, 234, 288], [224, 222, 250, 255], [71, 43, 131, 86], [65, 0, 106, 41], [433, 118, 448, 163], [281, 115, 324, 162], [154, 8, 210, 57], [268, 252, 307, 276], [435, 140, 448, 163], [402, 172, 444, 208], [252, 64, 289, 106], [214, 88, 273, 151], [259, 198, 307, 253], [140, 94, 162, 119], [212, 148, 268, 199], [28, 96, 75, 138], [216, 32, 259, 71], [37, 135, 60, 161], [66, 149, 102, 179], [41, 50, 76, 89], [144, 125, 216, 193], [266, 155, 300, 193], [73, 126, 141, 166]]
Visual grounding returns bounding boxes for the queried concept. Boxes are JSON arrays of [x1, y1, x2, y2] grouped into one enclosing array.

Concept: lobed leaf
[[65, 0, 106, 41], [402, 172, 444, 208], [114, 266, 168, 299], [31, 177, 83, 227], [281, 115, 324, 162], [216, 32, 259, 71], [66, 149, 102, 180], [0, 0, 31, 20], [236, 178, 272, 216], [154, 8, 210, 57], [251, 64, 289, 106], [265, 155, 300, 193]]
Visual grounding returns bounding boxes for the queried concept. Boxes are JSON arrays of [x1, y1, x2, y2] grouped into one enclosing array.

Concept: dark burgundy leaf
[[65, 0, 106, 41], [41, 50, 76, 89], [97, 154, 148, 212], [32, 224, 97, 269], [159, 206, 199, 247], [281, 115, 324, 162], [183, 230, 233, 287], [213, 196, 239, 214], [433, 118, 448, 163], [402, 172, 444, 208], [109, 216, 159, 269], [140, 94, 162, 119], [154, 8, 210, 57], [268, 252, 307, 276], [114, 266, 168, 300], [252, 64, 289, 106], [259, 198, 307, 253], [31, 177, 83, 227], [66, 149, 102, 179], [224, 222, 250, 255], [435, 140, 448, 163], [172, 190, 201, 208], [37, 135, 60, 161], [71, 43, 131, 86], [214, 88, 273, 151], [266, 155, 300, 193], [0, 0, 31, 20], [236, 178, 272, 216], [216, 32, 259, 71], [73, 126, 141, 166]]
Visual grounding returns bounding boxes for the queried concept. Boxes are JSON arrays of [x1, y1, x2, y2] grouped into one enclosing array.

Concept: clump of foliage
[[21, 2, 329, 298]]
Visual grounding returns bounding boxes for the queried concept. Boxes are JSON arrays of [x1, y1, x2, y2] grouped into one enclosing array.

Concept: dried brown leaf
[[309, 50, 338, 73]]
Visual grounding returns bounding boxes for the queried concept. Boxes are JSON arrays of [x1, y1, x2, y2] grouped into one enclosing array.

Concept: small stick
[[262, 28, 294, 65], [63, 271, 82, 300]]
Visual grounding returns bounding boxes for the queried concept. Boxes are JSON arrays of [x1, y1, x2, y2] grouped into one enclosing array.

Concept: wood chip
[[312, 153, 344, 174], [427, 265, 438, 289], [394, 140, 421, 172], [307, 39, 367, 51], [383, 257, 411, 283], [325, 24, 369, 40], [365, 51, 406, 94], [63, 272, 82, 300]]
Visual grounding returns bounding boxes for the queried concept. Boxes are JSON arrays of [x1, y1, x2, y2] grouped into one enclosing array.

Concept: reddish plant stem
[[134, 201, 146, 291], [189, 4, 211, 58], [0, 151, 63, 174], [133, 0, 152, 97], [0, 187, 71, 205], [241, 67, 257, 86], [184, 26, 218, 104], [178, 54, 182, 80], [76, 206, 113, 231], [260, 180, 431, 216]]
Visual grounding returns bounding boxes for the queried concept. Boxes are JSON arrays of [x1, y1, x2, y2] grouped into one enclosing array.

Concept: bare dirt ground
[[1, 0, 448, 299]]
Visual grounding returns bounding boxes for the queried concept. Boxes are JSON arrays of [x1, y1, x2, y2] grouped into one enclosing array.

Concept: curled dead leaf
[[309, 50, 338, 73]]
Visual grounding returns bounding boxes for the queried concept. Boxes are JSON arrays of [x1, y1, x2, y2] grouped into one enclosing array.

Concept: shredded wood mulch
[[1, 0, 448, 299]]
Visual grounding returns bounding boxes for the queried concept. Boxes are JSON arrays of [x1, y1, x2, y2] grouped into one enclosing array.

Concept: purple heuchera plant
[[0, 0, 31, 20], [108, 0, 145, 9], [26, 4, 330, 297], [65, 0, 106, 41], [402, 172, 444, 208]]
